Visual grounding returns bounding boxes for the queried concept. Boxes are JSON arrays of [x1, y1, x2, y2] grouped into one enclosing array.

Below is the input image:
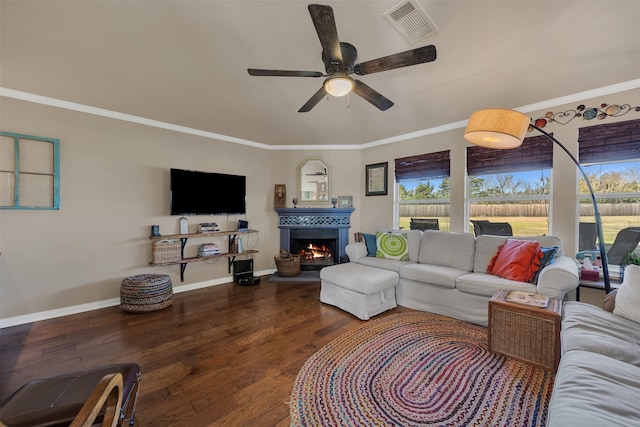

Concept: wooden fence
[[400, 203, 640, 218]]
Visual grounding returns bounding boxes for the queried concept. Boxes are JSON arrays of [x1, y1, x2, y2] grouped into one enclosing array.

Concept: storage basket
[[274, 254, 301, 277], [120, 274, 173, 312], [152, 239, 182, 263]]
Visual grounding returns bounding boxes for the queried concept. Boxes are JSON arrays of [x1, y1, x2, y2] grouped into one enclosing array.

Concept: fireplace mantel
[[275, 207, 354, 261]]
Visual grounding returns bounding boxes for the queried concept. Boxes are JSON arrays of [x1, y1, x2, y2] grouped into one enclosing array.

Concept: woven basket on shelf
[[274, 253, 301, 277], [152, 239, 182, 263]]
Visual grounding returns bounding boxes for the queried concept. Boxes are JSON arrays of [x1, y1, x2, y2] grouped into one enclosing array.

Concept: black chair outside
[[606, 227, 640, 265], [410, 218, 439, 231], [471, 220, 513, 237], [579, 222, 598, 250]]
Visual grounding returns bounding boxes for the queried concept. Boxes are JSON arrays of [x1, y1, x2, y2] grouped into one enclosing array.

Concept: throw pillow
[[529, 245, 559, 283], [488, 239, 542, 282], [363, 233, 377, 257], [614, 264, 640, 323], [375, 232, 409, 261]]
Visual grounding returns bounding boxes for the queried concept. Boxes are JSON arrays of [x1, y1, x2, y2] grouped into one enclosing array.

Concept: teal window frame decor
[[0, 131, 60, 210]]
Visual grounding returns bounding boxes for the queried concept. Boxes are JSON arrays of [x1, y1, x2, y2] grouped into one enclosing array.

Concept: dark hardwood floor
[[0, 276, 413, 426]]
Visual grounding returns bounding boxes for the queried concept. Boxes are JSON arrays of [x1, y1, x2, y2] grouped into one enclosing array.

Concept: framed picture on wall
[[365, 162, 388, 196], [337, 196, 353, 208]]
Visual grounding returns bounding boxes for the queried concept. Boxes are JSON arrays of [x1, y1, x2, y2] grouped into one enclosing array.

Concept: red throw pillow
[[488, 239, 542, 282]]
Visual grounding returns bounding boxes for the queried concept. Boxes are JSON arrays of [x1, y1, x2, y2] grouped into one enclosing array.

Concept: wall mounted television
[[170, 168, 246, 215]]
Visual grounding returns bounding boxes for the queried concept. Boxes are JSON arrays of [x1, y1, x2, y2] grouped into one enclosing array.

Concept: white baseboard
[[0, 269, 275, 329]]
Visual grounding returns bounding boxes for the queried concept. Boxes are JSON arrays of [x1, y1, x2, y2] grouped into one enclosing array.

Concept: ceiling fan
[[247, 4, 437, 112]]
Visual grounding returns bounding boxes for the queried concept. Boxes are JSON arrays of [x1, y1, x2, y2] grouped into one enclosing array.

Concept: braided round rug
[[290, 312, 554, 426]]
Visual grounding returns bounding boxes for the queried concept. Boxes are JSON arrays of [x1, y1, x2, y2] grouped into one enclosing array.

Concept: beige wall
[[2, 87, 639, 321], [359, 88, 640, 257], [0, 98, 275, 319]]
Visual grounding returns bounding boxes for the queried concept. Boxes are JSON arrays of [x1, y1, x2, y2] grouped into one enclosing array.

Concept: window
[[394, 150, 450, 231], [0, 131, 60, 210], [466, 135, 552, 236], [578, 119, 640, 259]]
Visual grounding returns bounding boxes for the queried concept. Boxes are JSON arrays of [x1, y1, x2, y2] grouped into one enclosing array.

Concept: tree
[[468, 176, 486, 197], [414, 182, 435, 199], [399, 184, 413, 200], [436, 178, 450, 199]]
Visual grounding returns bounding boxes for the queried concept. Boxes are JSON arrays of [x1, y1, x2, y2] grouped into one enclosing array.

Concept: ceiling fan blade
[[354, 45, 437, 75], [352, 80, 394, 111], [247, 69, 323, 77], [298, 86, 328, 113], [308, 4, 342, 64]]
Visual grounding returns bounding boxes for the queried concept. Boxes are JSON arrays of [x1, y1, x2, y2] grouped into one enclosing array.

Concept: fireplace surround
[[275, 207, 354, 270]]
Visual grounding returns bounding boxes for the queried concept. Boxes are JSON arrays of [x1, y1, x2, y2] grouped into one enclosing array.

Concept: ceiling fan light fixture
[[324, 75, 354, 97]]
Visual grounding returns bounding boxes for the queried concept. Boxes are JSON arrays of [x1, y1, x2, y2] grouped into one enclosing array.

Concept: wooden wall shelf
[[149, 229, 258, 282]]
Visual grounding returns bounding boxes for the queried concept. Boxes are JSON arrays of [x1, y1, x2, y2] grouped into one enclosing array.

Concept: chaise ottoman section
[[320, 263, 399, 320]]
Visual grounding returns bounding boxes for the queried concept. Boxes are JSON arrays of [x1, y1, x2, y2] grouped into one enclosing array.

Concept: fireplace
[[275, 207, 354, 271], [290, 228, 338, 270]]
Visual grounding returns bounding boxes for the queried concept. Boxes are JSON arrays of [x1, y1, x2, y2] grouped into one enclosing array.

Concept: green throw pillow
[[376, 232, 409, 261]]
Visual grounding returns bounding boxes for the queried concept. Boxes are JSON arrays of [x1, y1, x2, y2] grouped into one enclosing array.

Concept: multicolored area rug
[[290, 312, 555, 426]]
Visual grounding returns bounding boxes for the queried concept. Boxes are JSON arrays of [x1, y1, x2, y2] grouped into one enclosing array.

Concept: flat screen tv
[[170, 168, 246, 215]]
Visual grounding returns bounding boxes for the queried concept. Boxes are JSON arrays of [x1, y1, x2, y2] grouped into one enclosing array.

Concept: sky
[[400, 160, 638, 192]]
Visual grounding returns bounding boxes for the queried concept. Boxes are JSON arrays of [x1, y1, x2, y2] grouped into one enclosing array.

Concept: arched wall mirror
[[297, 157, 331, 203]]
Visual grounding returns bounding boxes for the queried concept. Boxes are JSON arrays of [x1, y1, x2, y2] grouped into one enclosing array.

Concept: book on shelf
[[505, 290, 549, 308]]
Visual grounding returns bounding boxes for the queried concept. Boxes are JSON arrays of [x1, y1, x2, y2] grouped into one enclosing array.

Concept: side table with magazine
[[488, 289, 562, 372]]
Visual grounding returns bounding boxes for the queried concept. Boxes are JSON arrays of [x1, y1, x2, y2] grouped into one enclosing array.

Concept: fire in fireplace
[[290, 233, 337, 270], [296, 241, 334, 266]]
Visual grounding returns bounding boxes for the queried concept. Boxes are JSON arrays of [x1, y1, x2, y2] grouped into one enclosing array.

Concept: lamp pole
[[528, 123, 611, 293]]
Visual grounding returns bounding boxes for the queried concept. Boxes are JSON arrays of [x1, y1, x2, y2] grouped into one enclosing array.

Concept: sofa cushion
[[356, 256, 410, 273], [474, 234, 563, 273], [487, 239, 541, 282], [320, 263, 399, 295], [376, 232, 409, 261], [548, 350, 640, 427], [418, 230, 475, 271], [363, 233, 377, 257], [562, 301, 640, 366], [400, 263, 466, 289], [614, 264, 640, 324], [531, 245, 559, 283], [377, 228, 422, 262], [455, 272, 537, 297]]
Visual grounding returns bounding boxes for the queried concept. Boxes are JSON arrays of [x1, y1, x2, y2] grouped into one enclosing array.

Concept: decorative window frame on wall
[[0, 131, 60, 210]]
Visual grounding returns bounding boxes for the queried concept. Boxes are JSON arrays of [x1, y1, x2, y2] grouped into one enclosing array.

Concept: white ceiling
[[1, 0, 639, 148]]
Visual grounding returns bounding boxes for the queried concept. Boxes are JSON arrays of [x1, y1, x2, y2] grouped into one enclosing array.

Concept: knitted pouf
[[120, 274, 173, 313]]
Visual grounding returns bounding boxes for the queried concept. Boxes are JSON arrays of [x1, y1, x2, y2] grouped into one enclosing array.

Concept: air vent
[[383, 0, 438, 44]]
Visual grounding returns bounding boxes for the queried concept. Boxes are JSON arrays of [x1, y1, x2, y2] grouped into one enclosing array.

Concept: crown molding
[[3, 79, 639, 151]]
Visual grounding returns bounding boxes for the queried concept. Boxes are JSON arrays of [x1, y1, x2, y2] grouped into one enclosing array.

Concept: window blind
[[395, 150, 450, 181], [467, 134, 552, 176], [578, 118, 640, 164]]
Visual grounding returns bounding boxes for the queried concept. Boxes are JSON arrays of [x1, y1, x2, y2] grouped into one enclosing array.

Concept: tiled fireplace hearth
[[275, 207, 354, 270]]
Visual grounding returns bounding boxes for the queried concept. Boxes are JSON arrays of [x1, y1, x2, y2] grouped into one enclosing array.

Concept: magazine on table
[[505, 290, 549, 308]]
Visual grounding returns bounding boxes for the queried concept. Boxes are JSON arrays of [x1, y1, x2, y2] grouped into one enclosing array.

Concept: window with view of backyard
[[397, 160, 639, 257], [395, 121, 638, 265]]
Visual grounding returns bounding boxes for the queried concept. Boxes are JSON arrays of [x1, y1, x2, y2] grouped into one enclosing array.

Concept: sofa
[[343, 229, 579, 326], [547, 265, 640, 426]]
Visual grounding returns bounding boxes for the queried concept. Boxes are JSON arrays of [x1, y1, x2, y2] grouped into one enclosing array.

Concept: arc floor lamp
[[464, 108, 611, 293]]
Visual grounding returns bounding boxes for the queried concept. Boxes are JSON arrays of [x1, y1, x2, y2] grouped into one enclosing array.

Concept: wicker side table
[[488, 289, 562, 372]]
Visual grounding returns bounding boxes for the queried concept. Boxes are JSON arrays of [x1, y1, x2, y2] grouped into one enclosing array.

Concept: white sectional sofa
[[547, 300, 640, 425], [546, 265, 640, 425], [343, 229, 579, 326]]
